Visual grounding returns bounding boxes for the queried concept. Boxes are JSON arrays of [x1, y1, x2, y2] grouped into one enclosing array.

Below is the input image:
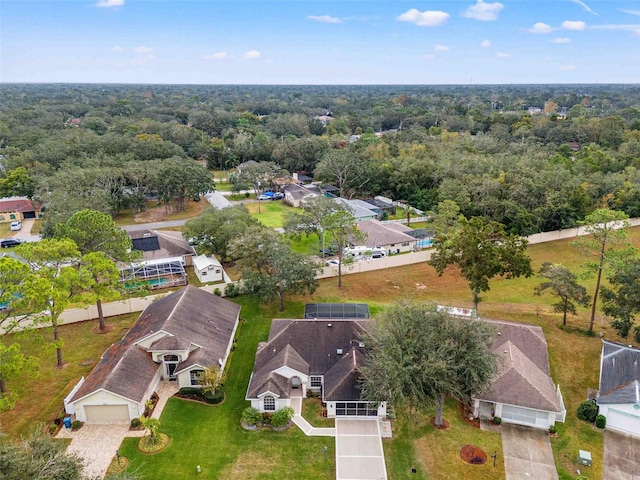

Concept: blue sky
[[1, 0, 639, 84]]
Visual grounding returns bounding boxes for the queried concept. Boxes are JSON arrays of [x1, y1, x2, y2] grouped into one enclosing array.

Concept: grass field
[[243, 200, 297, 228], [2, 227, 639, 478]]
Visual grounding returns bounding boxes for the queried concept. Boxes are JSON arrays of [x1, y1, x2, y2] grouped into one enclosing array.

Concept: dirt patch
[[430, 418, 450, 429], [133, 205, 172, 223], [93, 324, 116, 334], [460, 444, 487, 465]]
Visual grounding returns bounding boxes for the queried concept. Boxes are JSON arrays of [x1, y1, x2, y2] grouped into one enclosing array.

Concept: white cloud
[[243, 50, 261, 60], [496, 52, 511, 58], [307, 15, 342, 24], [462, 0, 504, 21], [562, 20, 586, 30], [621, 9, 640, 16], [96, 0, 124, 7], [530, 22, 552, 33], [561, 65, 576, 71], [637, 28, 640, 35], [111, 46, 124, 52], [551, 37, 571, 44], [134, 46, 153, 54], [424, 54, 436, 60], [434, 44, 450, 52], [481, 39, 491, 47], [203, 52, 228, 60], [571, 0, 596, 15], [396, 9, 450, 27]]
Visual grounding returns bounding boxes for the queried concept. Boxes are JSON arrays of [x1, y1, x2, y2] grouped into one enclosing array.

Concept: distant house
[[246, 317, 387, 418], [292, 173, 313, 184], [354, 219, 417, 254], [597, 340, 640, 437], [333, 198, 377, 223], [282, 184, 321, 208], [473, 319, 566, 429], [364, 198, 396, 216], [0, 197, 42, 223], [119, 230, 195, 290], [192, 254, 224, 284], [65, 286, 241, 423]]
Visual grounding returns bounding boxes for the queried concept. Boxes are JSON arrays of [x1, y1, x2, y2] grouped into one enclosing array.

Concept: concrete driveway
[[501, 423, 558, 480], [604, 430, 640, 479], [335, 419, 387, 480]]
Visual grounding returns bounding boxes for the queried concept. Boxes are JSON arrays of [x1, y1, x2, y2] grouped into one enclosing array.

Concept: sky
[[1, 0, 639, 84]]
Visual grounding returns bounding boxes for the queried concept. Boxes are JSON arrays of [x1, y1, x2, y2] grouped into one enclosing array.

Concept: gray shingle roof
[[355, 219, 417, 247], [70, 286, 240, 403], [599, 340, 640, 404], [247, 319, 370, 400], [323, 347, 364, 401], [475, 319, 562, 412]]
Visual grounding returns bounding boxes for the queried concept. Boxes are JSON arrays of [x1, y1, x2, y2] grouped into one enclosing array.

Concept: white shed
[[193, 254, 224, 283]]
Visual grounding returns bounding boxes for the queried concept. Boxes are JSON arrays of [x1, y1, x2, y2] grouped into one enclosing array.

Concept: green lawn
[[302, 398, 335, 428], [118, 298, 334, 479], [243, 201, 297, 228]]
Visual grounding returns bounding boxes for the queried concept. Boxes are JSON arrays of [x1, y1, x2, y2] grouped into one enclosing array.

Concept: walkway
[[603, 430, 640, 479], [290, 396, 336, 436], [57, 381, 177, 479], [335, 419, 388, 480], [501, 423, 558, 480]]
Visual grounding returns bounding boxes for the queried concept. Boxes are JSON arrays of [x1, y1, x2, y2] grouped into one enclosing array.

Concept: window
[[310, 376, 322, 388], [402, 242, 409, 247], [202, 271, 207, 276], [190, 369, 204, 385], [263, 396, 276, 411], [164, 354, 179, 362], [335, 402, 378, 416]]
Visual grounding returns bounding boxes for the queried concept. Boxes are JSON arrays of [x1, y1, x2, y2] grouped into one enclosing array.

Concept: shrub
[[213, 288, 221, 296], [48, 424, 58, 435], [577, 400, 598, 423], [493, 416, 502, 425], [242, 407, 262, 426], [595, 414, 606, 429], [271, 407, 295, 428], [130, 418, 141, 429], [261, 412, 273, 425], [224, 283, 238, 298], [203, 387, 224, 405], [71, 420, 83, 430], [549, 425, 557, 434]]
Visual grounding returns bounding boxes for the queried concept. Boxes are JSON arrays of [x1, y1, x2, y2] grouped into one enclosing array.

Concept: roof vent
[[497, 332, 501, 336], [358, 341, 365, 348], [337, 349, 343, 355], [504, 350, 508, 354], [327, 323, 332, 328], [218, 358, 223, 367]]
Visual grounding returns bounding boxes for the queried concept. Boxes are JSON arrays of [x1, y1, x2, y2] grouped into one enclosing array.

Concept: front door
[[164, 354, 180, 380]]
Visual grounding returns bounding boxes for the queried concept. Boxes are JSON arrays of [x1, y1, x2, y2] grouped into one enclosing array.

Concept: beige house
[[0, 197, 42, 223], [65, 286, 240, 423]]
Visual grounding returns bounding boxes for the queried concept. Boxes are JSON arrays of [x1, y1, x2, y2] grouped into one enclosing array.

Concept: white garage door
[[84, 404, 130, 423], [501, 405, 550, 428], [607, 408, 640, 436]]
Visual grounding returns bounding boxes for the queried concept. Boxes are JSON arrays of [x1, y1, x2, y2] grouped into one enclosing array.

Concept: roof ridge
[[508, 343, 559, 410]]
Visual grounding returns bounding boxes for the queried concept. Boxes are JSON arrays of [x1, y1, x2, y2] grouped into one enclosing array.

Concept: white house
[[192, 254, 224, 283], [246, 318, 386, 418], [597, 340, 640, 437], [473, 319, 566, 429], [65, 286, 240, 423]]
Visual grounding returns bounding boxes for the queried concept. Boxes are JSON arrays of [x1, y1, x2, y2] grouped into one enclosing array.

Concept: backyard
[[1, 228, 639, 478]]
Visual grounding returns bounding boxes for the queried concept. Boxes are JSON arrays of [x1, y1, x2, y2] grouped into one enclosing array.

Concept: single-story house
[[0, 197, 42, 223], [246, 318, 387, 418], [192, 254, 224, 283], [333, 198, 377, 223], [292, 172, 313, 184], [473, 319, 566, 429], [597, 340, 640, 437], [65, 286, 241, 423], [282, 184, 321, 208], [364, 198, 396, 216], [119, 230, 196, 290], [355, 219, 417, 254]]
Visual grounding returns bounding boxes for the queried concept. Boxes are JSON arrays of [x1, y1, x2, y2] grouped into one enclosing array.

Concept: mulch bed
[[173, 392, 226, 406], [430, 417, 450, 429], [137, 433, 170, 454], [460, 444, 487, 465], [458, 401, 480, 428]]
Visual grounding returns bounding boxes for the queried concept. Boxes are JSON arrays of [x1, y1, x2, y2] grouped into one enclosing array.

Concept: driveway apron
[[501, 423, 558, 480], [335, 419, 387, 480], [603, 430, 640, 479]]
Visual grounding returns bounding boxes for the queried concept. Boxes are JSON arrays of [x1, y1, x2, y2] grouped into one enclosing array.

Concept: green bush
[[48, 423, 57, 435], [577, 400, 598, 423], [203, 388, 224, 405], [549, 425, 557, 434], [71, 420, 83, 430], [261, 412, 273, 425], [271, 407, 295, 428], [179, 387, 202, 396], [241, 407, 262, 426], [595, 414, 606, 429], [225, 283, 238, 298], [493, 416, 502, 425], [213, 288, 221, 296], [130, 418, 141, 428]]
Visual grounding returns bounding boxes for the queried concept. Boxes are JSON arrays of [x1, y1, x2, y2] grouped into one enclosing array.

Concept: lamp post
[[492, 450, 498, 467], [116, 449, 121, 466]]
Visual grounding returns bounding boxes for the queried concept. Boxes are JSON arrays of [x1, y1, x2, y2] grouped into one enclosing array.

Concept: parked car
[[258, 192, 275, 200], [1, 238, 22, 248], [272, 192, 284, 200], [319, 247, 337, 256], [10, 221, 22, 231], [325, 259, 339, 267]]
